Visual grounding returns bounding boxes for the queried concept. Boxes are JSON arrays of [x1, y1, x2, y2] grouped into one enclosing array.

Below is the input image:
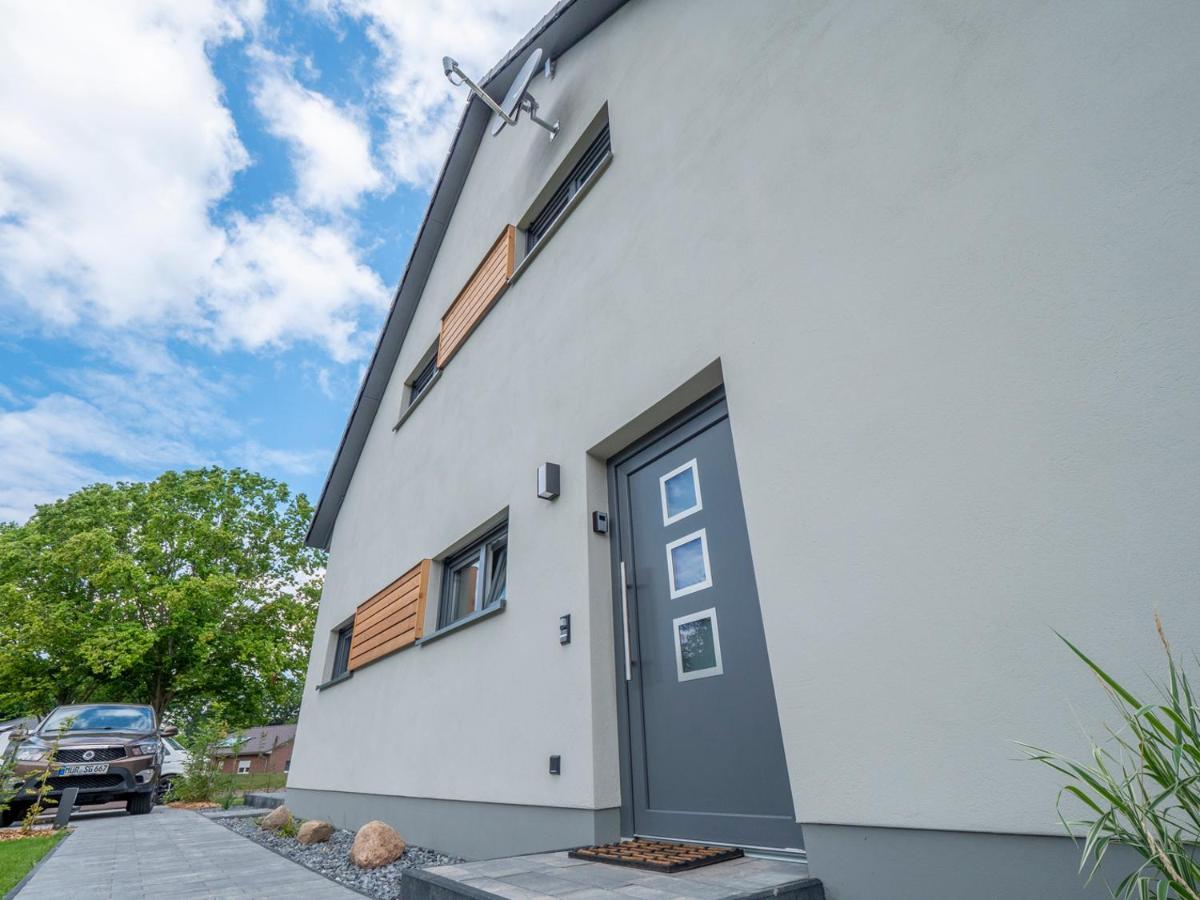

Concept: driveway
[[16, 806, 361, 899]]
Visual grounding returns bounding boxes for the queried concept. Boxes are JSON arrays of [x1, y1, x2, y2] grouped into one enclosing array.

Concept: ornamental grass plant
[[1022, 618, 1200, 900]]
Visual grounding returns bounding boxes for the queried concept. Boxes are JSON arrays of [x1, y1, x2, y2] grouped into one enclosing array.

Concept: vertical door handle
[[620, 561, 632, 682]]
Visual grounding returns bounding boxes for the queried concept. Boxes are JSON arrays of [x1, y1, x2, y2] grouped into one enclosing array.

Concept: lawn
[[227, 771, 287, 792], [0, 832, 67, 895]]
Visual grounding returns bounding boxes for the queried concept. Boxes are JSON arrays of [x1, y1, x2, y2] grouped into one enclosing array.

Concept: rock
[[297, 819, 334, 844], [350, 820, 406, 868], [260, 805, 292, 830]]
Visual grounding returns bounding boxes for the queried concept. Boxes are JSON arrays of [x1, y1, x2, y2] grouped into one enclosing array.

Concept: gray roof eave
[[305, 0, 629, 550]]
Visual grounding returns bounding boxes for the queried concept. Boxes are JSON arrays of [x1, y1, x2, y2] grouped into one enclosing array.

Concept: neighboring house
[[288, 1, 1200, 897], [213, 725, 296, 776]]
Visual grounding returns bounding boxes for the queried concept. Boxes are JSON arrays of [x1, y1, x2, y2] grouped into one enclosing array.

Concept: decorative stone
[[297, 819, 334, 844], [350, 820, 406, 868], [260, 805, 292, 830]]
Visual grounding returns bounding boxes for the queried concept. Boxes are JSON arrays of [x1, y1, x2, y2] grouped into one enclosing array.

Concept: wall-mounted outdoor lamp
[[537, 462, 560, 500]]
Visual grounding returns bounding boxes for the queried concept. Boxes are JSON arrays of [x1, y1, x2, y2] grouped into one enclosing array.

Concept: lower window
[[439, 524, 508, 628], [237, 759, 251, 775]]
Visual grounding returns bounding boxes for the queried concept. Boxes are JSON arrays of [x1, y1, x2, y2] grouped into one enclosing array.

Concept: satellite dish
[[443, 49, 560, 140], [492, 48, 543, 136]]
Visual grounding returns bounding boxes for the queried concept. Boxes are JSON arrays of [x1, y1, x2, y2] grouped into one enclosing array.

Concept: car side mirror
[[160, 725, 178, 737]]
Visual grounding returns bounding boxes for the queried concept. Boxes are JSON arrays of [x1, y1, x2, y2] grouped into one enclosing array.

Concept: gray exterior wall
[[289, 0, 1200, 893]]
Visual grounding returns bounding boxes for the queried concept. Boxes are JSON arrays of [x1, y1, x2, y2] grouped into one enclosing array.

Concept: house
[[288, 1, 1200, 897], [213, 724, 296, 776]]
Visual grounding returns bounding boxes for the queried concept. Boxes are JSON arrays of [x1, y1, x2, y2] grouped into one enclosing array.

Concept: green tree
[[0, 468, 323, 725]]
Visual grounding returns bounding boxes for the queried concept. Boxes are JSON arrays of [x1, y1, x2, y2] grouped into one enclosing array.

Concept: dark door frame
[[606, 386, 730, 841]]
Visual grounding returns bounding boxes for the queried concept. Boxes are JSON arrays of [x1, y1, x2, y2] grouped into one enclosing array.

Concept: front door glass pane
[[660, 459, 702, 524], [667, 530, 712, 597], [674, 609, 723, 681]]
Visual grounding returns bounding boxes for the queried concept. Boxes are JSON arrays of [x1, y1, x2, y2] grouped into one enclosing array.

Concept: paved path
[[17, 806, 361, 899]]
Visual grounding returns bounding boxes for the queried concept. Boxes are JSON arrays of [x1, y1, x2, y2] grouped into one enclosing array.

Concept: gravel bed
[[217, 815, 462, 898]]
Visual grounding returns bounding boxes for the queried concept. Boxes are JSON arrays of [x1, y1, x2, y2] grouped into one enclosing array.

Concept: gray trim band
[[286, 787, 619, 860]]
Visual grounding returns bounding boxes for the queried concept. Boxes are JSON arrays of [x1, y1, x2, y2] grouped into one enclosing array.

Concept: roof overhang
[[305, 0, 631, 551]]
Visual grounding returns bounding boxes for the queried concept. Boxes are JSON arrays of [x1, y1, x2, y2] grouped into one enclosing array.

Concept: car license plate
[[54, 763, 109, 776]]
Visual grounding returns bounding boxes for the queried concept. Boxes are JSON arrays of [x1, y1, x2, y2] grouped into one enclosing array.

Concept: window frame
[[511, 116, 613, 281], [237, 759, 251, 775], [331, 622, 354, 679], [408, 352, 438, 405], [394, 341, 442, 432], [525, 122, 610, 252], [437, 524, 508, 630]]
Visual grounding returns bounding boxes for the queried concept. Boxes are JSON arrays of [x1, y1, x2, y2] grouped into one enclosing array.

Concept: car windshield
[[41, 706, 154, 734]]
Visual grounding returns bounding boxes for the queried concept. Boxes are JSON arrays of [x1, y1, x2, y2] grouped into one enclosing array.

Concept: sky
[[0, 0, 552, 523]]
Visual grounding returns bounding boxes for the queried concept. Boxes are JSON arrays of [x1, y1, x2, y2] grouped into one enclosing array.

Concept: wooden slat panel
[[347, 559, 431, 671], [437, 226, 515, 367], [354, 581, 421, 632], [438, 256, 509, 350]]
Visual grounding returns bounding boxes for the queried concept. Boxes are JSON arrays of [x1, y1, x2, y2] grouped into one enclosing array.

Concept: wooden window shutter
[[347, 559, 431, 671], [437, 225, 516, 367]]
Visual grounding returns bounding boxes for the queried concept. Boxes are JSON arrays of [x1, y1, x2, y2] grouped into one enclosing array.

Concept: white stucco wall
[[290, 0, 1200, 836]]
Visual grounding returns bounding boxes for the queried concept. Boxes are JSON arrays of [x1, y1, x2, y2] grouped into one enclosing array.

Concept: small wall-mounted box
[[591, 511, 609, 534], [559, 614, 571, 645], [549, 755, 561, 775], [537, 462, 560, 500]]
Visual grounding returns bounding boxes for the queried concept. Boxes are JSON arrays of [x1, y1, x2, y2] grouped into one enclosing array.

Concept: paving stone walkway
[[16, 805, 361, 899]]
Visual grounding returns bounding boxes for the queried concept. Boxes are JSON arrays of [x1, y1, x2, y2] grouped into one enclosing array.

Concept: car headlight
[[131, 740, 159, 757], [15, 746, 46, 762]]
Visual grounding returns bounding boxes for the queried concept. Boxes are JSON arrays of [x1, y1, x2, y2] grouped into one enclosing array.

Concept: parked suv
[[2, 704, 175, 825]]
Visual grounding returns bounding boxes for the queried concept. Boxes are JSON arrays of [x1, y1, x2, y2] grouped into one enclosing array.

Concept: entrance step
[[242, 791, 286, 809], [402, 851, 824, 899]]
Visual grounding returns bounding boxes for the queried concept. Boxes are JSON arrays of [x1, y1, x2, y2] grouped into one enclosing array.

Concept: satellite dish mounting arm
[[443, 57, 519, 128], [443, 54, 559, 139]]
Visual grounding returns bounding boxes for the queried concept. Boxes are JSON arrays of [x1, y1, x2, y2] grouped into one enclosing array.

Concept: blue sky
[[0, 0, 548, 521]]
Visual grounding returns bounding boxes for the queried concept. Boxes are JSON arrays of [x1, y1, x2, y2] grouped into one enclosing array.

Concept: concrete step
[[243, 791, 286, 809], [400, 852, 825, 900]]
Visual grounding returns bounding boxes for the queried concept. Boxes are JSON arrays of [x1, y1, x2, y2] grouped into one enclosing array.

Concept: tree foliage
[[0, 468, 324, 725]]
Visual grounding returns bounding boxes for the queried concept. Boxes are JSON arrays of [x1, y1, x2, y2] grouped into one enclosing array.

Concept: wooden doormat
[[568, 839, 743, 872]]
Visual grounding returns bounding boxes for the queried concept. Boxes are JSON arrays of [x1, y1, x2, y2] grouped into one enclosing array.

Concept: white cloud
[[324, 0, 551, 186], [252, 51, 383, 211], [204, 201, 387, 363], [0, 351, 223, 521], [231, 441, 328, 478], [0, 0, 388, 363], [0, 0, 251, 329], [0, 350, 317, 523]]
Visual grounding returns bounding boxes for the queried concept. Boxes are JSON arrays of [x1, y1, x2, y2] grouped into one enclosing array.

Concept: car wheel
[[0, 804, 28, 828], [155, 778, 171, 804], [127, 792, 154, 815]]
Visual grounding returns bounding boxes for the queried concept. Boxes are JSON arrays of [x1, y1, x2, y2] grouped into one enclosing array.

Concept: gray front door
[[610, 391, 803, 851]]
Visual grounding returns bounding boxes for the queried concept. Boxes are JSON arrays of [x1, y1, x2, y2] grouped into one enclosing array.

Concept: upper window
[[526, 123, 611, 251], [439, 524, 508, 629], [405, 343, 440, 410], [409, 354, 437, 400], [331, 623, 353, 679]]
